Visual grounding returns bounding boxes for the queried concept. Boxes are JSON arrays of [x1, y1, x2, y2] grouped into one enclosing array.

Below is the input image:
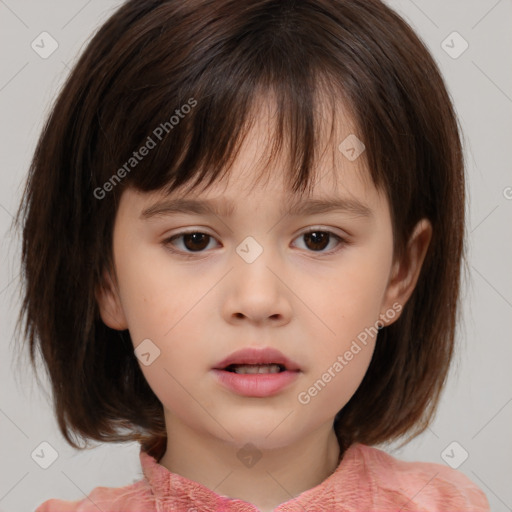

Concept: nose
[[222, 242, 293, 326]]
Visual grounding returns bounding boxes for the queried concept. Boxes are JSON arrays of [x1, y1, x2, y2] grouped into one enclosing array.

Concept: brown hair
[[14, 0, 466, 461]]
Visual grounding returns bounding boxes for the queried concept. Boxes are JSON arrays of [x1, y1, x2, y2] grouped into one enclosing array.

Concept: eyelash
[[162, 228, 349, 259]]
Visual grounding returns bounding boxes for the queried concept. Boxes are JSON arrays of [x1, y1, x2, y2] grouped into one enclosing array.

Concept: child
[[15, 0, 490, 510]]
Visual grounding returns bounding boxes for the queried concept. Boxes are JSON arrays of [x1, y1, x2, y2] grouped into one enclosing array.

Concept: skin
[[96, 98, 432, 512]]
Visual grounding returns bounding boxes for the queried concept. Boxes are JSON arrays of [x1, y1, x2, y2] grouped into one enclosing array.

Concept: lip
[[213, 347, 301, 371], [211, 369, 300, 397], [211, 347, 301, 398]]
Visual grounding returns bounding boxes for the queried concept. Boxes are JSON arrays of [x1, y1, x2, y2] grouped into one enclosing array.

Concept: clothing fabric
[[35, 443, 489, 511]]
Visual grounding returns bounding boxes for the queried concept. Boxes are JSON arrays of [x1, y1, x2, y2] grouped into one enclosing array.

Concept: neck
[[159, 416, 342, 512]]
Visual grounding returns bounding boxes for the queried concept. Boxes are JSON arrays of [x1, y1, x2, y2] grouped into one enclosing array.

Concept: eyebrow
[[140, 196, 373, 220]]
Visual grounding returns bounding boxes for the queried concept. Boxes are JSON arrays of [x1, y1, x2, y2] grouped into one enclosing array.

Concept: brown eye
[[295, 229, 346, 254], [164, 231, 218, 255], [303, 231, 330, 251], [163, 228, 347, 258], [181, 232, 210, 251]]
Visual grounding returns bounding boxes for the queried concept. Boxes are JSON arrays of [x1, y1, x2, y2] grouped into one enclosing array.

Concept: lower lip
[[211, 369, 300, 397]]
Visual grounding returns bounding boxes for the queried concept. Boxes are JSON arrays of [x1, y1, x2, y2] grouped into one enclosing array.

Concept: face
[[96, 99, 431, 453]]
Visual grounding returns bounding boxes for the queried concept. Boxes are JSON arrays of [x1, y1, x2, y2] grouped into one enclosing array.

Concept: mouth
[[213, 347, 301, 374], [212, 347, 302, 398], [212, 361, 301, 397], [222, 363, 288, 374]]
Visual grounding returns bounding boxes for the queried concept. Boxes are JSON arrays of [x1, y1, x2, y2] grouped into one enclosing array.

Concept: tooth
[[232, 364, 282, 374]]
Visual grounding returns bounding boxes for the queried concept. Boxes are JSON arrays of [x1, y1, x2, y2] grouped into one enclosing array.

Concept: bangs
[[90, 3, 371, 204]]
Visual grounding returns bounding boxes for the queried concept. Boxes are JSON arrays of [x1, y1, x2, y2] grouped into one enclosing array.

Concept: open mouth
[[223, 363, 287, 374], [212, 358, 301, 396]]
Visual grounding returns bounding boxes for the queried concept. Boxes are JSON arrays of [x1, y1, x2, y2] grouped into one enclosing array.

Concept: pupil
[[183, 233, 209, 251], [305, 231, 329, 251]]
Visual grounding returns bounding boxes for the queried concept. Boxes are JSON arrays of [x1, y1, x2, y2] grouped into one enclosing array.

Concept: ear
[[379, 218, 432, 327], [95, 267, 128, 330]]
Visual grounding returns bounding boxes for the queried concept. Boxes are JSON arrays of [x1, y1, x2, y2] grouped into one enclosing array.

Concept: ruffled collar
[[139, 442, 368, 511]]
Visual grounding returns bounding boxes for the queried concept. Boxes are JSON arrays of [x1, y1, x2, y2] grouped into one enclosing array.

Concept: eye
[[163, 231, 219, 256], [162, 228, 348, 258], [292, 228, 347, 254]]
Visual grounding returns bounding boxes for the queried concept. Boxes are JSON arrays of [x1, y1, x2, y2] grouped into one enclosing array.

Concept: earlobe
[[95, 268, 128, 330], [380, 218, 432, 327]]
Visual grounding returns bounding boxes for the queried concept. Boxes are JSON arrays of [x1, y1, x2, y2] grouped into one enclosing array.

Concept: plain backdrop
[[0, 1, 511, 511]]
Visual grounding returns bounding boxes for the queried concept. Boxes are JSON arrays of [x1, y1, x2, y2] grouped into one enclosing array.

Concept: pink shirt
[[35, 443, 489, 511]]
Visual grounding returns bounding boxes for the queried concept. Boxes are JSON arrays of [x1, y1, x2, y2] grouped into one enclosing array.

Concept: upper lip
[[213, 347, 301, 371]]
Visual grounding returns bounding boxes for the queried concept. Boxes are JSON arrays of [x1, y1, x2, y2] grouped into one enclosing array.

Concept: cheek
[[130, 313, 204, 414], [114, 243, 197, 340], [301, 247, 391, 342], [113, 245, 211, 390], [292, 244, 391, 404], [295, 319, 377, 417], [296, 308, 378, 415]]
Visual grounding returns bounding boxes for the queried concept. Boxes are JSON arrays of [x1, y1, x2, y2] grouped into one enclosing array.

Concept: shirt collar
[[140, 442, 369, 511]]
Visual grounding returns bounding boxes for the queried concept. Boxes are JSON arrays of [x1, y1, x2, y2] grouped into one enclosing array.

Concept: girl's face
[[97, 102, 431, 454]]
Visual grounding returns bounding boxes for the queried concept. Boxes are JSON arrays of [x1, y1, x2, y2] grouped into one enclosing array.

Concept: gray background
[[1, 0, 511, 510]]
